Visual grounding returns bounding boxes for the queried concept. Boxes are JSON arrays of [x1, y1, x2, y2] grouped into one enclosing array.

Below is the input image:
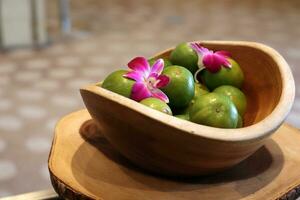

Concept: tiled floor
[[0, 0, 300, 197]]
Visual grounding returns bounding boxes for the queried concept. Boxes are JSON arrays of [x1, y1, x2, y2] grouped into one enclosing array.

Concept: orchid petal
[[151, 58, 164, 74], [191, 43, 233, 73], [128, 57, 150, 75], [151, 89, 169, 103], [203, 54, 232, 72], [149, 73, 159, 79], [190, 43, 210, 55], [156, 75, 170, 88], [130, 82, 151, 102], [123, 71, 144, 82], [202, 54, 223, 73], [215, 50, 231, 58], [222, 58, 232, 68], [190, 43, 201, 52]]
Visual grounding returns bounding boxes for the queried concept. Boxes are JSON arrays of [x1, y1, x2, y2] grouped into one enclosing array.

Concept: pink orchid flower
[[190, 43, 232, 73], [123, 57, 170, 103]]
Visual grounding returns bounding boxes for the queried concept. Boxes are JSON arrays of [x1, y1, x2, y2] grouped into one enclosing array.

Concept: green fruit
[[172, 83, 209, 116], [162, 65, 195, 108], [175, 114, 190, 121], [101, 70, 135, 98], [148, 58, 156, 66], [140, 97, 172, 115], [213, 85, 247, 116], [237, 115, 243, 128], [189, 93, 238, 128], [178, 83, 207, 114], [186, 83, 210, 112], [170, 43, 199, 74], [97, 81, 103, 86], [201, 58, 244, 90], [148, 58, 172, 68], [194, 83, 209, 100]]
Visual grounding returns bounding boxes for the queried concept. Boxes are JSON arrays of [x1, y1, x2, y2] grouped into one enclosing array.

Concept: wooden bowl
[[80, 41, 295, 176]]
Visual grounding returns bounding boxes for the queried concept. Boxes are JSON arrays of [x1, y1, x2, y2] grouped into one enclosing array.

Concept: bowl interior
[[153, 43, 283, 127]]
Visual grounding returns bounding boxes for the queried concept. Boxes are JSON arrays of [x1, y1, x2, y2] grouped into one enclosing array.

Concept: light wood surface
[[80, 41, 295, 176], [49, 109, 300, 200]]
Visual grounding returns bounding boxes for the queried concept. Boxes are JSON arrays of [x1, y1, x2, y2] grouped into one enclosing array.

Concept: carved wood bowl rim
[[81, 41, 295, 143]]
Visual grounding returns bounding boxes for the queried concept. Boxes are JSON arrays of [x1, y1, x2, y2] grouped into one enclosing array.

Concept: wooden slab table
[[48, 110, 300, 200]]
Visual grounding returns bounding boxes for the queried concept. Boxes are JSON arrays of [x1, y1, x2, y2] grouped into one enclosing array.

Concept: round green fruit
[[194, 83, 210, 100], [237, 115, 243, 128], [201, 58, 244, 90], [101, 70, 135, 98], [189, 93, 238, 128], [162, 65, 195, 108], [187, 83, 210, 112], [140, 97, 172, 115], [148, 58, 172, 68], [170, 43, 198, 74], [213, 85, 247, 116], [172, 83, 208, 115]]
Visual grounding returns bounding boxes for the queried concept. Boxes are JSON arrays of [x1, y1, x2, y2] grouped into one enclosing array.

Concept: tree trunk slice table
[[48, 109, 300, 200]]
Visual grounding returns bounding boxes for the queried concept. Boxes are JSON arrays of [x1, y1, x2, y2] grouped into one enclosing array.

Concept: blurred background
[[0, 0, 299, 197]]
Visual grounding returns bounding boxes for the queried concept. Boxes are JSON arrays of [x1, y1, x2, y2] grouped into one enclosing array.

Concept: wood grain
[[49, 109, 300, 200], [80, 41, 295, 176]]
